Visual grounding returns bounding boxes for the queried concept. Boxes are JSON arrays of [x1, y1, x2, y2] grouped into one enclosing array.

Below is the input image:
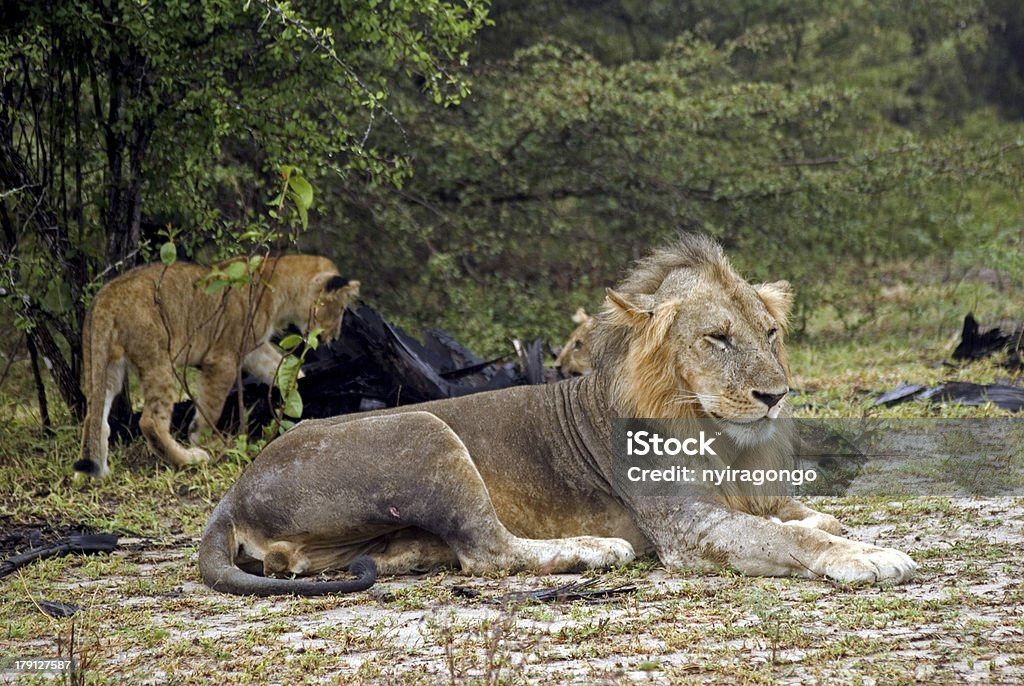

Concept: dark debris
[[452, 578, 638, 604], [874, 381, 1024, 412]]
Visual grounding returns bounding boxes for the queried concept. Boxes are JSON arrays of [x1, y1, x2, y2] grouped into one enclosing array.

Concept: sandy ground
[[3, 496, 1023, 685]]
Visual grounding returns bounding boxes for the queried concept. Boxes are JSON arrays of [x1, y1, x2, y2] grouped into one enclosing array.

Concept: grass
[[0, 262, 1023, 683]]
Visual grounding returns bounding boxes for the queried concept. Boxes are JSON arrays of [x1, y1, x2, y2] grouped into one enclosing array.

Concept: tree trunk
[[25, 333, 51, 428], [0, 116, 87, 418], [97, 18, 153, 430]]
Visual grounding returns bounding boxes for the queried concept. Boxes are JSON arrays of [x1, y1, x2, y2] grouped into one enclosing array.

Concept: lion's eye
[[767, 328, 778, 342], [704, 334, 731, 351]]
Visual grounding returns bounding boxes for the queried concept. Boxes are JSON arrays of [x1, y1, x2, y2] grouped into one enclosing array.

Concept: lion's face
[[667, 279, 790, 424], [310, 277, 360, 343], [555, 308, 595, 376], [599, 259, 792, 435]]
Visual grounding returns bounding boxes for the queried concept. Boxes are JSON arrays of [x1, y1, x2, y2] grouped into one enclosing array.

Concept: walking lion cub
[[76, 255, 359, 479]]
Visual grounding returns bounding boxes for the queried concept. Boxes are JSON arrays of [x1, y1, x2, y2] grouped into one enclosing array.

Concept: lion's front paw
[[815, 544, 917, 585]]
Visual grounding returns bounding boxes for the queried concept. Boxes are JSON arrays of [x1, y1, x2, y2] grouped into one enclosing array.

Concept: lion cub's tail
[[199, 501, 377, 597], [74, 307, 125, 479]]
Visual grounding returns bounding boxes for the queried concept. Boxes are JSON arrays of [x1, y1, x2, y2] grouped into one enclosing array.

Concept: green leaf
[[278, 334, 303, 351], [225, 261, 247, 281], [283, 388, 303, 418], [205, 279, 229, 294], [159, 241, 177, 266], [275, 355, 301, 393], [287, 190, 310, 230], [288, 175, 314, 210], [239, 229, 263, 242], [306, 328, 321, 350]]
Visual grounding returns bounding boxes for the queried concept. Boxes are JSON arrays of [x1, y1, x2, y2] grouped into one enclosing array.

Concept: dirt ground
[[2, 495, 1023, 685]]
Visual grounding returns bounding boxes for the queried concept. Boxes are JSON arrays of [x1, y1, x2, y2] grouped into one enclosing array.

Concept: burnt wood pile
[[874, 313, 1024, 412], [238, 303, 554, 426], [953, 313, 1023, 368], [874, 381, 1024, 412]]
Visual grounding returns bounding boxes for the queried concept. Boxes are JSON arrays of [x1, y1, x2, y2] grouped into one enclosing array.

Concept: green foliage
[[275, 333, 309, 421], [0, 0, 489, 413], [270, 165, 315, 236], [259, 323, 324, 441], [3, 0, 1024, 415], [303, 0, 1023, 348]]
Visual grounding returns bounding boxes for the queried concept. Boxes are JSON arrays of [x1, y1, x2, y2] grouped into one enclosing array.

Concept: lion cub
[[75, 255, 359, 479], [554, 307, 595, 376]]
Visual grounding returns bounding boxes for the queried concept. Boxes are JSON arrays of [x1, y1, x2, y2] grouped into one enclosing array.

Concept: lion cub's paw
[[816, 545, 917, 585], [176, 446, 211, 466]]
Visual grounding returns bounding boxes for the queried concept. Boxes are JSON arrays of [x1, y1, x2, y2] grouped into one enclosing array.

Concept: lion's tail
[[74, 306, 123, 478], [198, 500, 377, 597]]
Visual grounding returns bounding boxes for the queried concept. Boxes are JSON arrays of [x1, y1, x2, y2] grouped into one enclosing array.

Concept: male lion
[[76, 255, 359, 479], [199, 235, 916, 596]]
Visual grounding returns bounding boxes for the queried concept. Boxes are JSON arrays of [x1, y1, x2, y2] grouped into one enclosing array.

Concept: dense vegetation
[[321, 0, 1024, 347], [2, 0, 1023, 421]]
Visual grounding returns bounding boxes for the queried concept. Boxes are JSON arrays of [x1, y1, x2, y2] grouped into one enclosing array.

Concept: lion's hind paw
[[546, 536, 636, 573], [174, 446, 211, 466]]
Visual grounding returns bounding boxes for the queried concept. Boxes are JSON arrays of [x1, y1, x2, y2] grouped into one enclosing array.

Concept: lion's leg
[[236, 529, 458, 579], [453, 529, 635, 576], [770, 498, 842, 535], [223, 411, 633, 579], [635, 499, 915, 584], [242, 342, 285, 385], [138, 364, 209, 467], [389, 418, 635, 575], [371, 532, 459, 575], [188, 356, 237, 445]]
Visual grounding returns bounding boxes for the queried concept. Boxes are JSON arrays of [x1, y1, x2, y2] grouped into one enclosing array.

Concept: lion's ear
[[756, 280, 792, 326], [571, 307, 590, 325], [604, 288, 653, 328], [315, 273, 360, 298]]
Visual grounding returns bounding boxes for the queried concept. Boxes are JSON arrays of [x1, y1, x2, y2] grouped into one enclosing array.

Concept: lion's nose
[[752, 390, 787, 408]]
